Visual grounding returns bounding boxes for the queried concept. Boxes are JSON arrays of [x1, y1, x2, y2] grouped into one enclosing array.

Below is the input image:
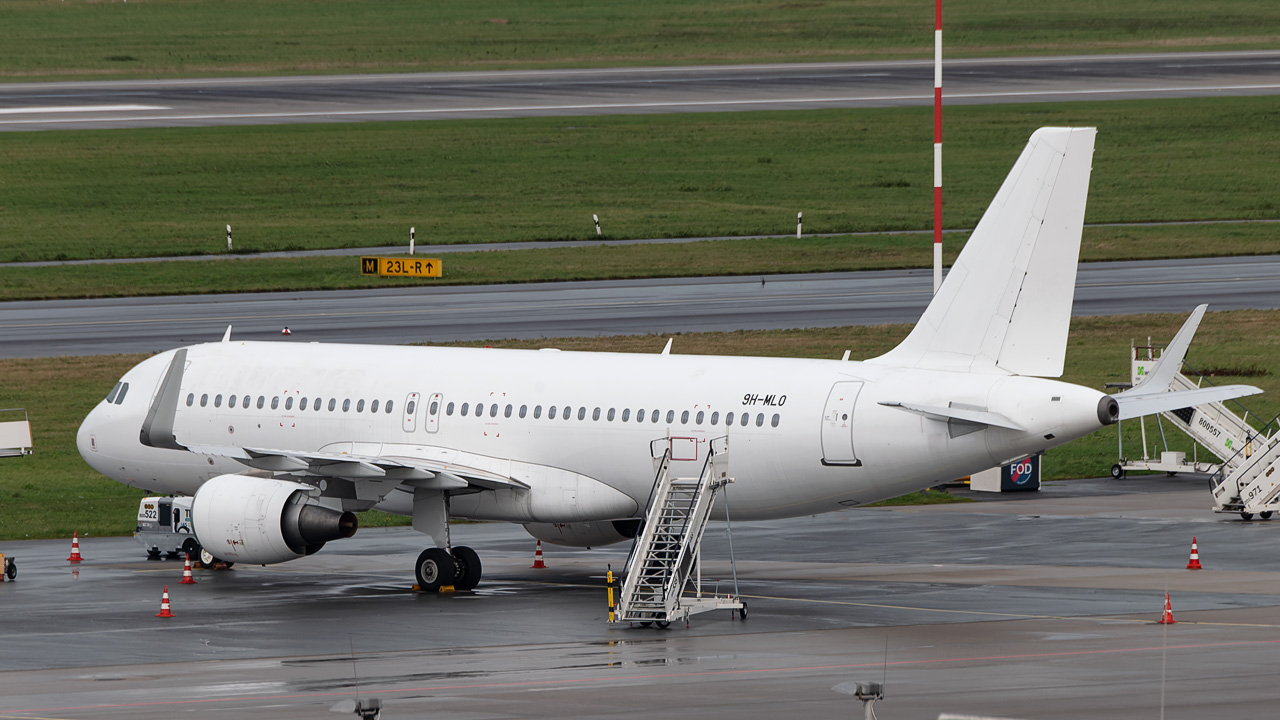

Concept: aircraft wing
[[1112, 303, 1264, 420], [187, 444, 530, 495]]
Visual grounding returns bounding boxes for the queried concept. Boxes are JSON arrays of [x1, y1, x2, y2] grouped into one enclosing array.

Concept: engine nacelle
[[524, 519, 641, 548], [191, 474, 357, 565]]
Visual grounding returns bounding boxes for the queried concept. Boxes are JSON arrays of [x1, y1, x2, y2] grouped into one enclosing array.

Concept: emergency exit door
[[821, 381, 863, 466]]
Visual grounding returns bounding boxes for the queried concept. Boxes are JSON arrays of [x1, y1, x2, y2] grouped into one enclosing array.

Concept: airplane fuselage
[[79, 340, 1108, 523]]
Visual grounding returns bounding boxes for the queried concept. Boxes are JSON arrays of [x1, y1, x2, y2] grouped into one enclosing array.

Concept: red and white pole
[[933, 0, 943, 294]]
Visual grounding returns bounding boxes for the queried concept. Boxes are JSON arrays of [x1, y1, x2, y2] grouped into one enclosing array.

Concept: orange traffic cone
[[67, 532, 83, 564], [1186, 537, 1203, 570], [531, 540, 547, 569], [1157, 592, 1176, 624], [156, 585, 175, 618], [180, 556, 197, 584]]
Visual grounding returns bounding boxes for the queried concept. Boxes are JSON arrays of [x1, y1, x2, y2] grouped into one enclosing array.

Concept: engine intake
[[192, 474, 357, 565]]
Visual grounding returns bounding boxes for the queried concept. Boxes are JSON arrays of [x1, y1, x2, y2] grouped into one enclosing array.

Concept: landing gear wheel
[[739, 601, 748, 620], [1110, 464, 1125, 479], [1261, 511, 1274, 520], [198, 548, 218, 569], [415, 548, 456, 592], [182, 538, 201, 560], [1241, 512, 1255, 521], [451, 546, 482, 591], [655, 621, 671, 629], [4, 559, 16, 580]]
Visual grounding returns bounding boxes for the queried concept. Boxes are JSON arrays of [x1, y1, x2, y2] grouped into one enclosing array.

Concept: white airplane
[[77, 127, 1260, 591]]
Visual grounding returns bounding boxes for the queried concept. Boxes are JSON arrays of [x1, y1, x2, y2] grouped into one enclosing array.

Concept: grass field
[[3, 222, 1279, 301], [2, 96, 1277, 270], [2, 1, 1277, 81], [3, 310, 1277, 541]]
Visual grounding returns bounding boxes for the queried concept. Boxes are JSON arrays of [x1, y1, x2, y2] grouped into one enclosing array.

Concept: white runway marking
[[0, 104, 167, 115]]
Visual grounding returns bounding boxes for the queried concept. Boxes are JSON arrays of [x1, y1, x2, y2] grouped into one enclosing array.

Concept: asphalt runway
[[2, 475, 1279, 719], [2, 255, 1278, 359], [2, 51, 1278, 131]]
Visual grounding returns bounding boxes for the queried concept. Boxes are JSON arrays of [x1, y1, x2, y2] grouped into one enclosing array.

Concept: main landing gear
[[414, 546, 483, 592], [411, 489, 482, 592]]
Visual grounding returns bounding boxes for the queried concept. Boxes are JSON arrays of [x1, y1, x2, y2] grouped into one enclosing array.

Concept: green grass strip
[[2, 96, 1278, 267], [3, 0, 1278, 81]]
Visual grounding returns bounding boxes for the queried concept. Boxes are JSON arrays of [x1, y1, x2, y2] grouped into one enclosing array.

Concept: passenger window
[[756, 413, 764, 427], [386, 400, 394, 414], [229, 395, 237, 408], [696, 411, 704, 425], [214, 394, 223, 408], [430, 401, 439, 415], [579, 407, 587, 421], [607, 408, 615, 421], [106, 382, 122, 404], [622, 408, 631, 422], [285, 397, 294, 410], [343, 399, 351, 412], [666, 410, 674, 424], [474, 403, 483, 417], [445, 402, 453, 415], [726, 411, 735, 426], [371, 399, 380, 413], [710, 411, 719, 425], [200, 393, 208, 407], [592, 407, 601, 421], [406, 400, 416, 415], [681, 410, 690, 424], [635, 409, 644, 423], [272, 397, 279, 410], [534, 405, 543, 419], [504, 404, 512, 418], [186, 393, 194, 407], [300, 396, 308, 410], [358, 399, 366, 413], [461, 402, 470, 416], [549, 405, 558, 420], [519, 405, 527, 418], [314, 398, 323, 411], [565, 407, 574, 421], [243, 395, 251, 409], [257, 396, 265, 409], [740, 413, 749, 426], [651, 409, 659, 423], [490, 404, 498, 418], [771, 413, 780, 427], [116, 383, 129, 404], [329, 398, 337, 412]]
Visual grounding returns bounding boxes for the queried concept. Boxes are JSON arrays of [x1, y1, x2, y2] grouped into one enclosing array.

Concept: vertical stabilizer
[[872, 127, 1096, 377]]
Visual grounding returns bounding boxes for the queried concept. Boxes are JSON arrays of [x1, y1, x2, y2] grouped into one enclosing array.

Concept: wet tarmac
[[2, 473, 1279, 719]]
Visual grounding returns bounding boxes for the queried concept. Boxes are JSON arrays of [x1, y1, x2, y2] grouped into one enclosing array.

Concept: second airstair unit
[[613, 435, 744, 628], [1112, 340, 1280, 520]]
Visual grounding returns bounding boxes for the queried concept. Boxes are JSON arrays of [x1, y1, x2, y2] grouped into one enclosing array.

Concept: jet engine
[[524, 519, 641, 548], [191, 474, 357, 565]]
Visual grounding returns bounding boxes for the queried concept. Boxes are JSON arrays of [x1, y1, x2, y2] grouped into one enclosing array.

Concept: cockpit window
[[115, 382, 129, 404], [105, 382, 122, 404]]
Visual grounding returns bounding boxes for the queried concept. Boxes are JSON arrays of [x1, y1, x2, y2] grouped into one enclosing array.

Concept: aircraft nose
[[77, 402, 108, 464]]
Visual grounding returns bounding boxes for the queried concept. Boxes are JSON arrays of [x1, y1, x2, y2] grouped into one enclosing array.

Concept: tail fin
[[872, 127, 1096, 377]]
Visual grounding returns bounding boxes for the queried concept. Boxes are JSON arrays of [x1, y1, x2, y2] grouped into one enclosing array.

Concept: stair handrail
[[659, 450, 717, 603], [1209, 412, 1280, 495]]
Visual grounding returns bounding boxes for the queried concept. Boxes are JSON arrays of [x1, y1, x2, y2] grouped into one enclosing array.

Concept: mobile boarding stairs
[[1116, 343, 1280, 520], [613, 436, 744, 627]]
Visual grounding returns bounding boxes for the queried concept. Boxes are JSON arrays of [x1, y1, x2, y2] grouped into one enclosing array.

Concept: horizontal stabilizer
[[1115, 385, 1262, 421], [879, 401, 1025, 431]]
